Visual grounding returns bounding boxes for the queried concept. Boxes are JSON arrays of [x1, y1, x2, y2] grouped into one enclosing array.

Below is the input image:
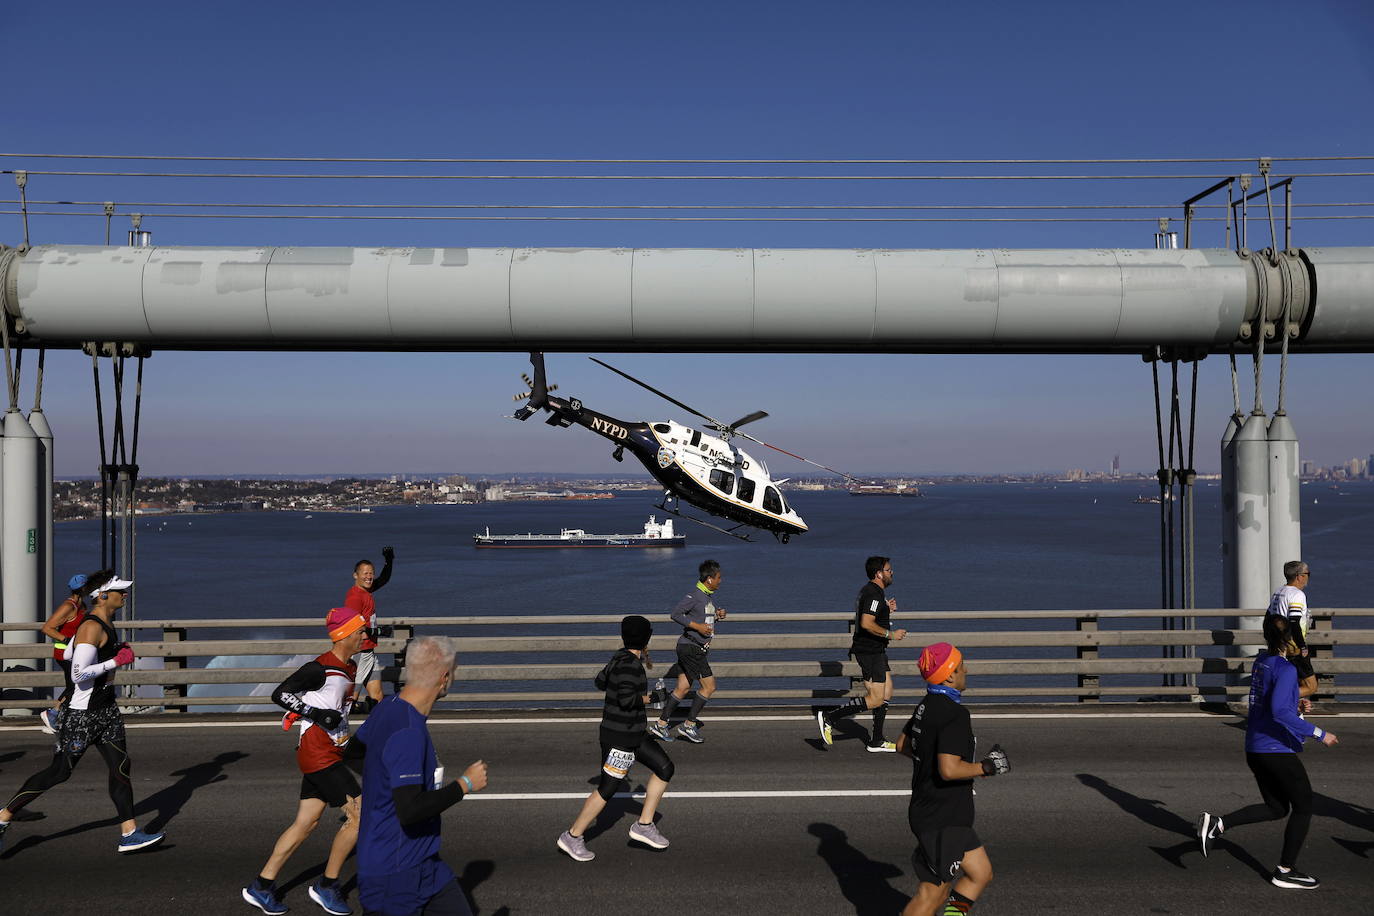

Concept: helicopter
[[510, 352, 856, 542]]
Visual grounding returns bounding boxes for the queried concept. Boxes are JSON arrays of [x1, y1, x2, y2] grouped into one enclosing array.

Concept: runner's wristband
[[461, 775, 473, 793], [1312, 727, 1325, 740]]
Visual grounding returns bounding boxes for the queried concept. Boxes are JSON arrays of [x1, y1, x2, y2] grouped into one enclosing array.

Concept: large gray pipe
[[1233, 412, 1272, 658], [3, 244, 1372, 353]]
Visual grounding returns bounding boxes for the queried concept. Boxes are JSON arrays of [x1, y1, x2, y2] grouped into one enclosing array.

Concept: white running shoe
[[628, 820, 670, 849], [557, 830, 594, 862], [816, 710, 833, 746], [866, 741, 897, 753]]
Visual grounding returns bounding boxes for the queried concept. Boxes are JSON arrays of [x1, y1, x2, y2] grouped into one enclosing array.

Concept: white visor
[[90, 577, 134, 599]]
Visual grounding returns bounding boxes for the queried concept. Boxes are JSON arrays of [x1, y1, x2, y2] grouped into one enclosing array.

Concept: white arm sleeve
[[70, 643, 117, 684]]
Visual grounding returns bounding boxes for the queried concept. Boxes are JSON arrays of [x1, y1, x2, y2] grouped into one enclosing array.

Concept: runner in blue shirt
[[1196, 615, 1339, 890], [354, 636, 488, 916]]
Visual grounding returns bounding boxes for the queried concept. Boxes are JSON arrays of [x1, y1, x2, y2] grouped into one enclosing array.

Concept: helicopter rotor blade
[[727, 410, 769, 430], [589, 357, 724, 427], [734, 430, 862, 483]]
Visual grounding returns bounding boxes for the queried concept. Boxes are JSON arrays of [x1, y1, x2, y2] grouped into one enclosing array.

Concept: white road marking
[[472, 789, 912, 801]]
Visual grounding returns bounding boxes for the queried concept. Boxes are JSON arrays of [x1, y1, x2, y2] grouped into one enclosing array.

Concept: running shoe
[[1271, 868, 1320, 889], [242, 884, 289, 914], [117, 828, 165, 853], [1196, 812, 1223, 857], [308, 881, 351, 915], [38, 709, 59, 735], [675, 722, 704, 743], [646, 721, 674, 742], [628, 820, 670, 850], [816, 710, 834, 746], [866, 741, 897, 753], [557, 830, 595, 862], [0, 821, 9, 854]]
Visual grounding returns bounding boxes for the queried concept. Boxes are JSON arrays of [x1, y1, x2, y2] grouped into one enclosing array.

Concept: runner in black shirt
[[817, 556, 908, 751], [896, 643, 1009, 916]]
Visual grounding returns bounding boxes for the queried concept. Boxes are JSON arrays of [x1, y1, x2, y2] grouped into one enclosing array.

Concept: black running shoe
[[1196, 812, 1222, 857], [1271, 868, 1319, 889]]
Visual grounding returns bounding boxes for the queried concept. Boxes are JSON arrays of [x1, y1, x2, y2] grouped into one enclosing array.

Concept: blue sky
[[3, 0, 1372, 476]]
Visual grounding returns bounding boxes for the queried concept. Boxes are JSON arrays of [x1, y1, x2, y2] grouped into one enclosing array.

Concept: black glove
[[305, 706, 343, 730], [381, 546, 395, 563], [980, 743, 1010, 777]]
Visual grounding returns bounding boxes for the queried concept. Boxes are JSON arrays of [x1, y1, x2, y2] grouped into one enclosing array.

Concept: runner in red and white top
[[37, 571, 93, 734], [343, 546, 394, 710], [242, 609, 367, 916]]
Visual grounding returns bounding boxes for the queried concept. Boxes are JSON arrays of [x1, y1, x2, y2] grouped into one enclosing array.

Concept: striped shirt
[[1267, 584, 1310, 648], [595, 648, 648, 748]]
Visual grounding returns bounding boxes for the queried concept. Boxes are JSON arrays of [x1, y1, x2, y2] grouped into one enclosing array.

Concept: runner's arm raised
[[367, 546, 394, 594]]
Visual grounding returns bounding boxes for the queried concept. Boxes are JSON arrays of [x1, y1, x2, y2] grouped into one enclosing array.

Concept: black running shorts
[[853, 651, 890, 683], [912, 825, 982, 886], [301, 761, 361, 807], [677, 643, 713, 681]]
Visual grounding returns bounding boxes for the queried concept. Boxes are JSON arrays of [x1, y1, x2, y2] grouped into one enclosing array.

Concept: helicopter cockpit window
[[736, 477, 756, 504], [653, 424, 671, 434], [763, 486, 783, 514], [709, 469, 734, 495]]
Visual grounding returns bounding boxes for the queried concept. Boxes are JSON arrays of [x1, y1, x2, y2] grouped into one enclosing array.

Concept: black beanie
[[621, 615, 652, 650]]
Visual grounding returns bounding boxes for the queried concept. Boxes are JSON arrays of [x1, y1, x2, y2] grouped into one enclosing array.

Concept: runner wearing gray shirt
[[648, 560, 727, 744]]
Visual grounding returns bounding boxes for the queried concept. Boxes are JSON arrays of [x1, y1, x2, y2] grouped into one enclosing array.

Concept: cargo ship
[[473, 515, 686, 548], [848, 483, 923, 497]]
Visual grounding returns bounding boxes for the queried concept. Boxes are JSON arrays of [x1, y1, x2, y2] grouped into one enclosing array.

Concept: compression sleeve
[[1268, 662, 1321, 743], [369, 556, 393, 593], [271, 661, 327, 714], [391, 781, 464, 827], [70, 642, 117, 684]]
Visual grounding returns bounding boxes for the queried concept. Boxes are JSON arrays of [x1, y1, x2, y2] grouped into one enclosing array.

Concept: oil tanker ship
[[473, 515, 686, 549]]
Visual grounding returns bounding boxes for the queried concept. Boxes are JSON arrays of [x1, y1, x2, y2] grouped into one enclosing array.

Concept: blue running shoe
[[117, 828, 164, 853], [242, 884, 289, 915], [646, 721, 674, 741], [308, 881, 351, 915]]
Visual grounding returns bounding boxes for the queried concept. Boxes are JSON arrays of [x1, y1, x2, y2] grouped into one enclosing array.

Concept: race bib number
[[602, 747, 635, 779]]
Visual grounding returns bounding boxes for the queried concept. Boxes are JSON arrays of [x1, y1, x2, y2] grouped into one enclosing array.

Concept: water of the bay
[[54, 480, 1374, 704]]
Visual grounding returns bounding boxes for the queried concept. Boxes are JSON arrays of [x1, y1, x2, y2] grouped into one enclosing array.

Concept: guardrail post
[[1077, 615, 1100, 703], [1313, 611, 1336, 700], [162, 625, 188, 713]]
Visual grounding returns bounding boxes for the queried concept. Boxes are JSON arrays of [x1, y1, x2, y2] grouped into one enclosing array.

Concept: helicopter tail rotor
[[512, 352, 555, 420]]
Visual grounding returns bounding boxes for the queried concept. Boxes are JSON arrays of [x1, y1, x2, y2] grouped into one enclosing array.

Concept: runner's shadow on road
[[580, 789, 641, 843], [0, 751, 247, 858], [460, 859, 510, 916], [138, 750, 250, 833], [1315, 792, 1374, 859], [1075, 773, 1269, 880], [0, 751, 26, 766], [808, 822, 909, 916]]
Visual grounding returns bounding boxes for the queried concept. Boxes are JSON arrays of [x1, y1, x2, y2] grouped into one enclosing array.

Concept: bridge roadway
[[1, 707, 1371, 915]]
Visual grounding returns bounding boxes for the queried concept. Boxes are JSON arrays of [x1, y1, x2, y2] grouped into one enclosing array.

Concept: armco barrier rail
[[1, 608, 1372, 711]]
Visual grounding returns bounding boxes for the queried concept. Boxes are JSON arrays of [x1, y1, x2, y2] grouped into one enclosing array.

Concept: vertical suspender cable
[[1186, 358, 1199, 612], [14, 171, 30, 249], [92, 350, 110, 570], [1151, 354, 1167, 612]]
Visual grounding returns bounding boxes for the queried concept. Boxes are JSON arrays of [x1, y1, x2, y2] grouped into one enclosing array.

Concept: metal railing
[[1, 608, 1371, 711]]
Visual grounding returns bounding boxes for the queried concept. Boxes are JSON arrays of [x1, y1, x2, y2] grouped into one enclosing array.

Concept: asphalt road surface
[[1, 707, 1370, 915]]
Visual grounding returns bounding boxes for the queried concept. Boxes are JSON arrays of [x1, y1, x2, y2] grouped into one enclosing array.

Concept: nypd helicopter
[[511, 353, 856, 542]]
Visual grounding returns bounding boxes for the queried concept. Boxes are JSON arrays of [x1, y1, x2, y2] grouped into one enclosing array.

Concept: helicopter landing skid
[[654, 499, 755, 542]]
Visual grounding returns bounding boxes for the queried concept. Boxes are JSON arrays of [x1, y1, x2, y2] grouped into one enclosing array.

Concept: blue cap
[[68, 573, 89, 591]]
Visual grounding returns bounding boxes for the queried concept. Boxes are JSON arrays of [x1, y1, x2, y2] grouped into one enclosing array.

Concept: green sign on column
[[27, 528, 36, 553]]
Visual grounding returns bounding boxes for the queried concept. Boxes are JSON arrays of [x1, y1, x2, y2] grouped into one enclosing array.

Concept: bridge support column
[[1, 408, 42, 715]]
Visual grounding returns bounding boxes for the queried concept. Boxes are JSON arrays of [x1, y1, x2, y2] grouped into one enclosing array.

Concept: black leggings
[[595, 740, 674, 801], [1223, 752, 1313, 868], [4, 737, 135, 821]]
